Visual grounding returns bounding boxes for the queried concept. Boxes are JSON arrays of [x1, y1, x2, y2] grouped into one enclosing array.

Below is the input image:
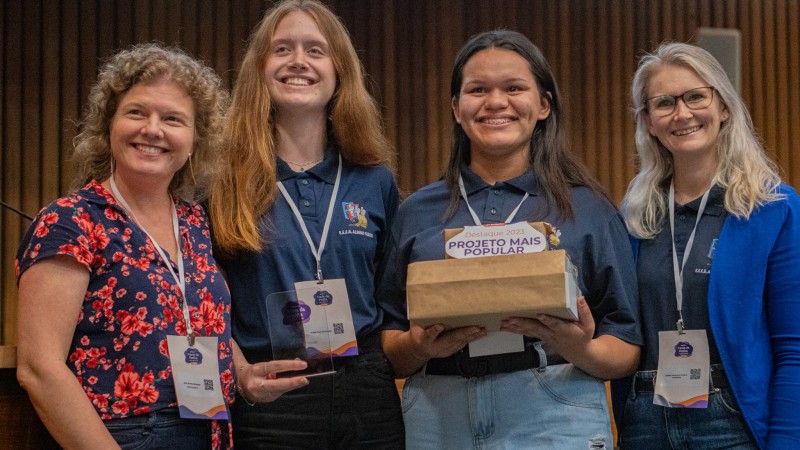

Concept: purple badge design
[[282, 300, 312, 325], [184, 347, 203, 365], [674, 341, 694, 358], [314, 290, 333, 306]]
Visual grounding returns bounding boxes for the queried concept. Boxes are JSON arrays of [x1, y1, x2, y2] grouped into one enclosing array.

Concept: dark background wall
[[2, 0, 799, 344]]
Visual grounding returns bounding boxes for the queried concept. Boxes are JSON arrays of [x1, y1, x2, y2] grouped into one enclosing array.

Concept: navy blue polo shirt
[[217, 144, 399, 363], [636, 185, 728, 370], [376, 165, 642, 347]]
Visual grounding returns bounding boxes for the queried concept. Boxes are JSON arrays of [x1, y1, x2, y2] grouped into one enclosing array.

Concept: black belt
[[425, 343, 567, 378], [330, 332, 382, 371], [633, 367, 729, 393]]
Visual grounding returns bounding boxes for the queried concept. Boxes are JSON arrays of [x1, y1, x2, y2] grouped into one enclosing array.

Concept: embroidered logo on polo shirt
[[694, 238, 718, 275], [339, 201, 375, 238], [342, 202, 368, 228], [707, 238, 718, 259]]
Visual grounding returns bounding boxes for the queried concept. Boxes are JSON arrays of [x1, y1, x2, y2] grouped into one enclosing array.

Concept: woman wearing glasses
[[619, 42, 800, 449]]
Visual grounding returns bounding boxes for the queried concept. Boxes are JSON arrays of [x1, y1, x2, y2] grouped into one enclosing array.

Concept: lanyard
[[668, 181, 713, 334], [109, 175, 194, 342], [458, 175, 529, 226], [277, 154, 342, 283]]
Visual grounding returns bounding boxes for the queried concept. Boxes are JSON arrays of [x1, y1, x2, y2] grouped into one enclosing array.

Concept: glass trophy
[[265, 289, 335, 378]]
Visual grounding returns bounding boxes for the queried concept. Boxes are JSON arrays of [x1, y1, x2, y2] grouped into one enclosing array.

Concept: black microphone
[[0, 199, 35, 221]]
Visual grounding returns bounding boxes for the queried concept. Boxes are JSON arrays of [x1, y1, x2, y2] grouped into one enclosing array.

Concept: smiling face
[[452, 48, 550, 171], [264, 10, 336, 116], [643, 64, 729, 164], [109, 78, 195, 185]]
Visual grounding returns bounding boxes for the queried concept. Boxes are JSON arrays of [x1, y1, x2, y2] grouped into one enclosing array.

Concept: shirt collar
[[460, 164, 541, 196], [82, 180, 114, 206], [277, 141, 339, 184], [679, 184, 726, 216], [83, 179, 190, 222]]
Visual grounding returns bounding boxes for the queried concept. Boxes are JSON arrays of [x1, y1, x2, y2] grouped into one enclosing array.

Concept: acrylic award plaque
[[266, 289, 335, 378]]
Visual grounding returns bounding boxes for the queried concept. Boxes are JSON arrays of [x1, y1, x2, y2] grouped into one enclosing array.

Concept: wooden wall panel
[[3, 0, 25, 346], [2, 0, 799, 344], [42, 1, 62, 205], [789, 0, 800, 183], [61, 1, 81, 195]]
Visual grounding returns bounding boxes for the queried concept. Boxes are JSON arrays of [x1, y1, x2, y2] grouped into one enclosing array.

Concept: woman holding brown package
[[376, 30, 641, 449]]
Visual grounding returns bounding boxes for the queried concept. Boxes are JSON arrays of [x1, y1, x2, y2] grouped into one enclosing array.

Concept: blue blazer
[[709, 184, 800, 449]]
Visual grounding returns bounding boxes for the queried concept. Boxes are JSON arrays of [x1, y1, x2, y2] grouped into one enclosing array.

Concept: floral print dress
[[16, 180, 235, 449]]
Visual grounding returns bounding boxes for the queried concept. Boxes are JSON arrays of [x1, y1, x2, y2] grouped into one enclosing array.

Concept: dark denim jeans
[[619, 368, 757, 450], [104, 407, 214, 450], [231, 345, 404, 450]]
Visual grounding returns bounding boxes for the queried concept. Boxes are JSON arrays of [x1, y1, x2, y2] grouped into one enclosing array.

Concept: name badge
[[654, 329, 710, 408], [294, 278, 358, 357], [167, 335, 228, 419]]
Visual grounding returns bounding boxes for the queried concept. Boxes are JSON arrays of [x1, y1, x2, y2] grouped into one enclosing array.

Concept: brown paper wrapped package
[[406, 250, 579, 331]]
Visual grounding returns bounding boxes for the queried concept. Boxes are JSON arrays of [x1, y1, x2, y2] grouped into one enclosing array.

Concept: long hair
[[71, 43, 228, 200], [444, 30, 607, 220], [622, 42, 782, 239], [209, 0, 394, 252]]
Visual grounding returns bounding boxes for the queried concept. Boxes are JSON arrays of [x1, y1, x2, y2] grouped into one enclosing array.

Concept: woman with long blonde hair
[[619, 42, 800, 449], [208, 1, 403, 448]]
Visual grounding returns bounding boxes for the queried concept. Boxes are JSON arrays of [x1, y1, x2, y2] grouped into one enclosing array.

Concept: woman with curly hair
[[15, 43, 275, 449]]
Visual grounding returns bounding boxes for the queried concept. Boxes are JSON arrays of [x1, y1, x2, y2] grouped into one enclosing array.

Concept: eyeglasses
[[644, 86, 715, 117]]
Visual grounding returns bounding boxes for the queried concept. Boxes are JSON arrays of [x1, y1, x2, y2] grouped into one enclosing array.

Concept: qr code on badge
[[690, 368, 701, 380], [204, 379, 214, 391], [333, 323, 344, 334]]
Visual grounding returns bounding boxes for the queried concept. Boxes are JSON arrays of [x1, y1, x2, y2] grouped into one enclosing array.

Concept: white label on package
[[445, 222, 547, 259]]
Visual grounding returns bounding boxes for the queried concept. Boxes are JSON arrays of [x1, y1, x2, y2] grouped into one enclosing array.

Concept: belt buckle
[[456, 357, 488, 378]]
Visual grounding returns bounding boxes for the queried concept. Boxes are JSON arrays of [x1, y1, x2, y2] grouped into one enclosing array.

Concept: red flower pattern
[[15, 181, 234, 440]]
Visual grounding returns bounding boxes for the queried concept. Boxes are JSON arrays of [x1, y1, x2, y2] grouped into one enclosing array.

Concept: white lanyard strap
[[458, 175, 529, 226], [277, 154, 342, 283], [668, 181, 713, 334], [109, 175, 193, 340]]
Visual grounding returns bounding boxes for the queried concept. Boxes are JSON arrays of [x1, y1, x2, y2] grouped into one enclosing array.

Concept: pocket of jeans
[[532, 364, 605, 409], [713, 388, 744, 415], [105, 422, 154, 450], [361, 350, 395, 381], [401, 371, 427, 412]]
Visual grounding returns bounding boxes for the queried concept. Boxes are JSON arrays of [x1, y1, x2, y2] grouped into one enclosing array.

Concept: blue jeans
[[402, 363, 612, 450], [104, 407, 215, 450], [618, 369, 757, 449], [231, 345, 404, 449]]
